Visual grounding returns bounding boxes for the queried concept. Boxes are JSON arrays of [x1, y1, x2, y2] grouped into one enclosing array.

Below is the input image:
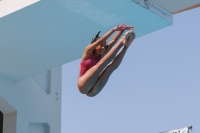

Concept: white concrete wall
[[0, 66, 62, 133]]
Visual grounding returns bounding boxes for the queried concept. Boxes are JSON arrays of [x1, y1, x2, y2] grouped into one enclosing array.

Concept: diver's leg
[[86, 46, 128, 97]]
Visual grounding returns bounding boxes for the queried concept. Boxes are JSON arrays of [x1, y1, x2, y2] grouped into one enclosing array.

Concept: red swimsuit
[[79, 54, 101, 78]]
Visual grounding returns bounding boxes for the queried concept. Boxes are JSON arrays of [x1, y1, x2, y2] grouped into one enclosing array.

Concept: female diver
[[77, 24, 136, 97]]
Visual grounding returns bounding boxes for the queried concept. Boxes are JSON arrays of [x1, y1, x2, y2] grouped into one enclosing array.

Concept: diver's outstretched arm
[[103, 30, 124, 55], [84, 24, 133, 58], [103, 24, 133, 56]]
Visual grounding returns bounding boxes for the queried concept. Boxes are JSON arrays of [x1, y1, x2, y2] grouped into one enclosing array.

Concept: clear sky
[[62, 7, 200, 133]]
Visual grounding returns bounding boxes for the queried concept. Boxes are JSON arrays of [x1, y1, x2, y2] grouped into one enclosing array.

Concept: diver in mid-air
[[77, 24, 135, 97]]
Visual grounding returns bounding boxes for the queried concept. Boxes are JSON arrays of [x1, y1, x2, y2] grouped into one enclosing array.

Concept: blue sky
[[62, 7, 200, 133]]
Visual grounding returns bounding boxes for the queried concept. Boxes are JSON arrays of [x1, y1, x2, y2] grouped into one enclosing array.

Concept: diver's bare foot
[[121, 30, 133, 45], [125, 31, 135, 47]]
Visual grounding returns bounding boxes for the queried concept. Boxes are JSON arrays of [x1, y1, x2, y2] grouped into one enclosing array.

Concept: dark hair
[[91, 31, 101, 43]]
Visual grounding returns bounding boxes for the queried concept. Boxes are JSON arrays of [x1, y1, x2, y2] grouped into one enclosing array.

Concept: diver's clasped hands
[[114, 24, 134, 31]]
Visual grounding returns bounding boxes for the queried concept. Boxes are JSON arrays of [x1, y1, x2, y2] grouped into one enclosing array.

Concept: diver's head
[[91, 31, 106, 55]]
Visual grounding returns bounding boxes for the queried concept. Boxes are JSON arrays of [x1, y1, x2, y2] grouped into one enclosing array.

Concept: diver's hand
[[114, 24, 134, 31]]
